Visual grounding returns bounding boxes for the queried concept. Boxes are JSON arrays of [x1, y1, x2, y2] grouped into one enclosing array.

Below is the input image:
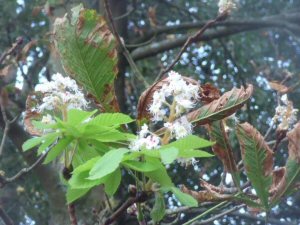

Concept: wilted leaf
[[237, 123, 273, 209], [53, 4, 119, 112], [188, 85, 253, 125], [271, 123, 300, 205], [181, 185, 231, 202], [137, 76, 199, 121], [207, 121, 239, 185], [200, 83, 220, 104], [24, 94, 45, 136], [268, 81, 290, 93]]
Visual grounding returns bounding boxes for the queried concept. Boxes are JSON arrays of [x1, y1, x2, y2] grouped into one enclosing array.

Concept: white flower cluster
[[164, 116, 192, 140], [218, 0, 237, 14], [34, 73, 88, 112], [177, 157, 198, 168], [272, 94, 298, 130], [149, 71, 199, 122], [129, 124, 160, 151]]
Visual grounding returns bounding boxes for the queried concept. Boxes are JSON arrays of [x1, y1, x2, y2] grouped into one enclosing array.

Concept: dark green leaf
[[171, 187, 198, 207], [150, 192, 166, 222]]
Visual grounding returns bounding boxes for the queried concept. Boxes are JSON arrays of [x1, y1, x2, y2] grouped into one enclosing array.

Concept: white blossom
[[148, 71, 199, 122], [129, 124, 161, 151], [41, 114, 55, 124], [164, 116, 193, 140], [218, 0, 237, 14], [34, 73, 88, 112], [177, 157, 198, 168], [272, 94, 298, 130]]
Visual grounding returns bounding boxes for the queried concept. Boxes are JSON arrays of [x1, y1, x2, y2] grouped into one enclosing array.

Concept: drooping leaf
[[271, 123, 300, 205], [88, 113, 134, 127], [159, 147, 178, 164], [43, 136, 73, 164], [88, 148, 129, 180], [170, 187, 198, 207], [22, 137, 44, 152], [237, 123, 273, 209], [188, 85, 253, 125], [207, 121, 240, 187], [122, 160, 161, 172], [67, 109, 97, 126], [137, 76, 199, 121], [37, 132, 60, 155], [66, 187, 90, 204], [150, 192, 166, 222], [104, 168, 122, 197], [53, 4, 119, 111], [199, 83, 220, 104]]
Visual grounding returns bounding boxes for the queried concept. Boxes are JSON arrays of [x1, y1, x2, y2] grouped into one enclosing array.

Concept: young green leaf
[[122, 159, 161, 172], [171, 187, 198, 207], [150, 192, 166, 223], [37, 132, 61, 155], [89, 113, 134, 127], [159, 147, 178, 165], [22, 137, 43, 152], [88, 148, 129, 180], [103, 168, 122, 197], [237, 123, 273, 209], [43, 137, 73, 164], [162, 135, 213, 151], [67, 109, 97, 126], [66, 187, 90, 204]]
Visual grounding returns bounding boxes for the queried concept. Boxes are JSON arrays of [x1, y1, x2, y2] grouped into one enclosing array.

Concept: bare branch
[[0, 37, 23, 65], [155, 12, 228, 81], [0, 206, 14, 225], [0, 139, 57, 188], [103, 0, 149, 87]]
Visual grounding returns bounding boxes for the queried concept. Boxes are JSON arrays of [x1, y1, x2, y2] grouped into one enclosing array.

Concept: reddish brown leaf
[[181, 185, 231, 202], [200, 83, 220, 104], [137, 76, 199, 120], [287, 122, 300, 163], [238, 122, 274, 176], [24, 94, 43, 136], [268, 81, 290, 94], [188, 85, 253, 125], [270, 167, 286, 196]]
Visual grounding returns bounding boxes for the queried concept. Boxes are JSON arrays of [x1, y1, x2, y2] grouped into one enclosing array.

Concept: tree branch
[[0, 37, 23, 65], [131, 13, 300, 61], [0, 206, 14, 225]]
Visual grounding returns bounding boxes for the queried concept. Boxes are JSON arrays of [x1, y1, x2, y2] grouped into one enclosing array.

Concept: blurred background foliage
[[0, 0, 300, 224]]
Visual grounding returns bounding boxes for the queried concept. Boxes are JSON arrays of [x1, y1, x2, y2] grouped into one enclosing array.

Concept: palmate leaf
[[53, 4, 119, 111], [271, 123, 300, 205], [207, 121, 240, 187], [237, 123, 273, 209], [188, 85, 253, 125]]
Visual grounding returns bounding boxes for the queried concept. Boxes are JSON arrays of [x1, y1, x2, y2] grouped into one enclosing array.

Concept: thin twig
[[0, 37, 23, 65], [0, 100, 19, 156], [155, 12, 228, 81], [0, 140, 57, 188], [0, 206, 14, 225], [192, 204, 245, 225], [68, 204, 78, 225], [103, 0, 149, 88]]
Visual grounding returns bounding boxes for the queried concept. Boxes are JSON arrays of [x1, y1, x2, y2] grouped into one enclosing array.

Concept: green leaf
[[104, 168, 121, 197], [66, 187, 90, 203], [53, 4, 118, 111], [162, 135, 213, 152], [178, 149, 213, 158], [150, 192, 166, 222], [43, 137, 73, 164], [37, 132, 61, 155], [122, 160, 161, 172], [159, 147, 178, 164], [89, 113, 134, 127], [32, 120, 58, 130], [144, 157, 173, 187], [67, 109, 97, 126], [189, 85, 253, 125], [88, 148, 129, 180], [22, 137, 43, 152], [171, 187, 198, 207], [237, 123, 273, 209]]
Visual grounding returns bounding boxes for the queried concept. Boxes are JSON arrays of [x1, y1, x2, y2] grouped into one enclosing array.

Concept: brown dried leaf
[[188, 85, 253, 125], [181, 185, 231, 202], [24, 94, 43, 136], [19, 40, 38, 61], [287, 122, 300, 163], [137, 76, 199, 120], [200, 83, 220, 104], [268, 81, 290, 93], [270, 167, 286, 196], [238, 122, 273, 176]]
